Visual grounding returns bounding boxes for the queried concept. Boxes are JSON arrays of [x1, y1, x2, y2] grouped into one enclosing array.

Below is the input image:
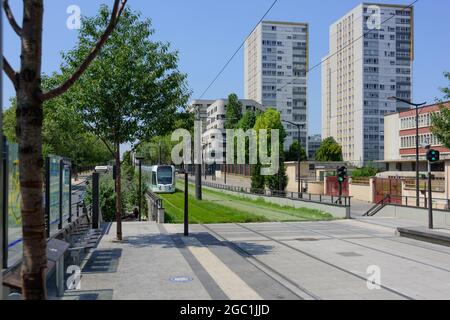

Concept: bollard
[[92, 172, 100, 229], [157, 207, 165, 224], [184, 172, 189, 237], [346, 207, 351, 220], [56, 255, 65, 297]]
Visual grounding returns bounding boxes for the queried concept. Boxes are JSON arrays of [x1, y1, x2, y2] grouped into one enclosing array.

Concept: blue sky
[[2, 0, 450, 135]]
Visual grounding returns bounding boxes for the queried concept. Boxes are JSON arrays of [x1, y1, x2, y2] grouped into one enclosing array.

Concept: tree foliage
[[56, 6, 190, 240], [251, 108, 288, 191], [431, 72, 450, 149], [224, 93, 243, 129], [236, 110, 257, 131], [351, 162, 379, 178], [62, 7, 190, 147], [3, 75, 113, 171], [137, 135, 176, 165], [315, 137, 343, 162], [285, 140, 308, 162]]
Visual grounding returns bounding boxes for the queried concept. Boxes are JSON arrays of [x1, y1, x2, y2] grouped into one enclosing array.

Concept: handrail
[[145, 190, 164, 221], [363, 195, 391, 217]]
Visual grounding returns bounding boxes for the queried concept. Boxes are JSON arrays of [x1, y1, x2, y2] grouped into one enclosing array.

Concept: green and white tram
[[142, 165, 176, 194]]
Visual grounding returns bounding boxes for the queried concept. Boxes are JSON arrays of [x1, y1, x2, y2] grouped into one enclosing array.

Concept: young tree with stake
[[59, 7, 190, 242], [2, 0, 128, 300]]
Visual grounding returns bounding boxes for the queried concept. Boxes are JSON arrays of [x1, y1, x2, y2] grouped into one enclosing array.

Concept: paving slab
[[63, 219, 450, 300], [73, 222, 213, 300]]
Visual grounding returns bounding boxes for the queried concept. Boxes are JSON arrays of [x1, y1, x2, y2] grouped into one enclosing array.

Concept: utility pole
[[427, 161, 433, 229], [282, 120, 304, 196], [135, 156, 144, 221], [337, 166, 347, 205], [203, 145, 207, 181], [426, 148, 440, 229], [389, 97, 426, 207], [297, 125, 301, 196], [0, 0, 5, 279], [224, 160, 227, 185], [184, 170, 189, 236], [195, 108, 202, 200]]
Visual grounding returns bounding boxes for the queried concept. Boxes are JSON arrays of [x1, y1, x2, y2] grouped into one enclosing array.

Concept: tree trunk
[[17, 0, 47, 300], [115, 143, 122, 240]]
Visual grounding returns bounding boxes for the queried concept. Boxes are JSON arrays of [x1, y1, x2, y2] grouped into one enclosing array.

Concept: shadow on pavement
[[62, 289, 114, 300], [82, 249, 122, 274], [120, 232, 275, 256]]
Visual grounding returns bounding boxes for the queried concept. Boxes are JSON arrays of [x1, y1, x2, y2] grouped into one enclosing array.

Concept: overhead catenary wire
[[276, 0, 418, 93], [198, 0, 279, 100]]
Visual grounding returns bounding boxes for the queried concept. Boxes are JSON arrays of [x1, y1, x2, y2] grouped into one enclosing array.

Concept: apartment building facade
[[322, 3, 414, 166], [188, 99, 216, 133], [245, 21, 309, 150], [202, 99, 266, 160]]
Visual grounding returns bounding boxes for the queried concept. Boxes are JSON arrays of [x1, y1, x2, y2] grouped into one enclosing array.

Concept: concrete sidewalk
[[69, 222, 299, 300], [63, 219, 450, 300]]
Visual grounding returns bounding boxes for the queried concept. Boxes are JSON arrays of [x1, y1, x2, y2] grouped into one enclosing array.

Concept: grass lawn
[[159, 181, 334, 224], [202, 186, 334, 221], [160, 190, 269, 224]]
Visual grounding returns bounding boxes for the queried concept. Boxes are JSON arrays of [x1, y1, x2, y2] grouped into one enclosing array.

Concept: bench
[[2, 238, 70, 298]]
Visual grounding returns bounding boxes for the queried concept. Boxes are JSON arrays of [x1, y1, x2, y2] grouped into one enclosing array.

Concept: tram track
[[200, 224, 321, 300], [227, 223, 415, 300], [282, 222, 450, 273]]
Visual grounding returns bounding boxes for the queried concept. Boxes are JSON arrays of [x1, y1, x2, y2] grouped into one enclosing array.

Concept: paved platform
[[398, 226, 450, 247], [66, 220, 450, 300]]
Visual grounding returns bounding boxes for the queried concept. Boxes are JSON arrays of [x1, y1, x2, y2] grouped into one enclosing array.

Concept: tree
[[3, 75, 112, 171], [236, 110, 257, 131], [252, 108, 288, 191], [285, 140, 307, 162], [138, 135, 176, 165], [251, 163, 265, 192], [265, 153, 289, 192], [315, 137, 343, 162], [431, 72, 450, 149], [351, 162, 379, 178], [2, 0, 127, 299], [224, 93, 243, 129], [60, 7, 189, 241]]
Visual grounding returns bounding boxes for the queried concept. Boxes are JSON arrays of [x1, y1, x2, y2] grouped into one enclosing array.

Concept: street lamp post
[[202, 142, 209, 181], [135, 156, 144, 221], [158, 142, 162, 164], [389, 97, 427, 207], [282, 120, 304, 196], [195, 108, 202, 200]]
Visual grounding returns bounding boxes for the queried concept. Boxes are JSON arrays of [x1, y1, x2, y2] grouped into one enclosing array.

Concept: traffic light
[[337, 166, 347, 183], [426, 149, 440, 163]]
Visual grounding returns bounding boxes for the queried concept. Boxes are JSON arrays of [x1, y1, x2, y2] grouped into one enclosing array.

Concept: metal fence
[[145, 191, 164, 222], [403, 178, 446, 193], [397, 195, 450, 211], [186, 177, 352, 208]]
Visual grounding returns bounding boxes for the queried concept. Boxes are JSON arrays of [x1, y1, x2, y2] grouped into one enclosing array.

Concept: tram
[[142, 165, 176, 194]]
